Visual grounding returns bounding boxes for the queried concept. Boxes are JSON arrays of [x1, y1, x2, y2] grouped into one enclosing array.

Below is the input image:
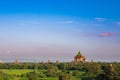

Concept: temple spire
[[77, 50, 81, 57]]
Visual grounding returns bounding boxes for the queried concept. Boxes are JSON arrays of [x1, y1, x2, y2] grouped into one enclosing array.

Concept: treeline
[[0, 62, 120, 80]]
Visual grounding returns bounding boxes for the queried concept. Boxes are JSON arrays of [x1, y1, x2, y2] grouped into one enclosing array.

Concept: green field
[[0, 69, 34, 76], [0, 69, 82, 80]]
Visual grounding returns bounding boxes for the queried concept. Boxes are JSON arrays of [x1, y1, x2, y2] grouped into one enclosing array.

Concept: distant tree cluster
[[0, 62, 120, 80]]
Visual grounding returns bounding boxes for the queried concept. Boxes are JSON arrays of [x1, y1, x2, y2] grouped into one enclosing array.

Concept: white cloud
[[117, 22, 120, 25], [57, 21, 73, 24], [95, 18, 105, 22]]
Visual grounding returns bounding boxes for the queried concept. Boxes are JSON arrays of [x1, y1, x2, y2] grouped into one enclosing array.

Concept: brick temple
[[74, 51, 86, 63]]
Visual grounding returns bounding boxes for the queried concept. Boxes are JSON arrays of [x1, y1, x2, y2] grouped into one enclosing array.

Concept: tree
[[57, 63, 68, 70], [72, 70, 81, 77], [27, 72, 39, 80], [85, 62, 102, 75], [45, 65, 59, 77], [97, 63, 120, 80], [59, 71, 72, 80]]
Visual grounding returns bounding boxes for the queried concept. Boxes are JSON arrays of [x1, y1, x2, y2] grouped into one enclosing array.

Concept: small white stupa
[[0, 60, 3, 63]]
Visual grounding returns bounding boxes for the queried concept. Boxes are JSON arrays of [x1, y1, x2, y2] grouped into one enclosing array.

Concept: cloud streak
[[99, 32, 118, 37], [69, 32, 118, 38], [95, 18, 105, 22], [117, 22, 120, 25], [57, 21, 73, 24]]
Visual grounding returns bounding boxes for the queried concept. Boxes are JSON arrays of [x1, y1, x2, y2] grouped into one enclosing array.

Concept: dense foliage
[[0, 62, 120, 80]]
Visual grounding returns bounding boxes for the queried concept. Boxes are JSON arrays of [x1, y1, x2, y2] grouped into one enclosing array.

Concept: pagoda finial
[[77, 50, 81, 57]]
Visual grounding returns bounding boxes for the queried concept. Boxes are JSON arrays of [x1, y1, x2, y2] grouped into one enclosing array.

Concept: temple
[[0, 60, 3, 63], [15, 59, 19, 64], [74, 51, 86, 63]]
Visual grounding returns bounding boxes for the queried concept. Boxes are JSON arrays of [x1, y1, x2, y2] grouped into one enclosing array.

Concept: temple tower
[[74, 51, 86, 63]]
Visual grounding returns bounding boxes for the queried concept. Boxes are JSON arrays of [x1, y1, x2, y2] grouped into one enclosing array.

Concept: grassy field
[[39, 78, 58, 80], [0, 69, 82, 80], [0, 69, 34, 76]]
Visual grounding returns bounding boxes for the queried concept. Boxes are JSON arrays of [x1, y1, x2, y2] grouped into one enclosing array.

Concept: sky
[[0, 0, 120, 62]]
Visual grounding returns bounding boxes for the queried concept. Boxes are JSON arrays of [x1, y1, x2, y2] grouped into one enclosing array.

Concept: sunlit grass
[[0, 69, 34, 76]]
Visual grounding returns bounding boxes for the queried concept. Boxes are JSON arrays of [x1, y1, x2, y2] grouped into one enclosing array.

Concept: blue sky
[[0, 0, 120, 62]]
